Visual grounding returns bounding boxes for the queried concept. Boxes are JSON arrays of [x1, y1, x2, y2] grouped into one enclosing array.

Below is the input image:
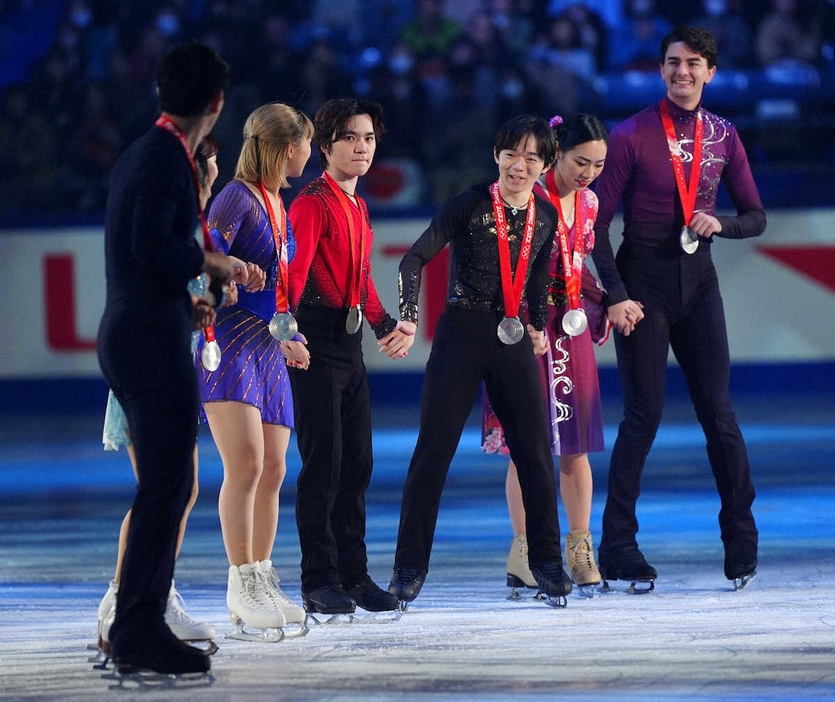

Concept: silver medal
[[562, 308, 588, 336], [497, 316, 525, 345], [268, 312, 298, 342], [346, 306, 363, 334], [201, 340, 222, 372], [680, 226, 698, 254]]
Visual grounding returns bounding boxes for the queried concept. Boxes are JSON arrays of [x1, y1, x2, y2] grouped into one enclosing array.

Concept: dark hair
[[494, 114, 556, 167], [550, 114, 608, 153], [157, 40, 229, 117], [660, 26, 718, 69], [313, 98, 385, 170], [194, 136, 217, 186]]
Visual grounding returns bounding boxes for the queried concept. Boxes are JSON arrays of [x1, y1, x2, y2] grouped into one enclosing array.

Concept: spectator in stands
[[0, 84, 57, 212], [607, 0, 671, 72], [485, 0, 536, 65], [398, 0, 463, 101], [526, 12, 594, 118], [755, 0, 823, 67], [692, 0, 755, 69]]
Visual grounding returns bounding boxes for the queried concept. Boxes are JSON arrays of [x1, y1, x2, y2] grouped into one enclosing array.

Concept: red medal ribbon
[[257, 182, 290, 314], [323, 171, 367, 311], [490, 181, 536, 319], [659, 99, 703, 228], [154, 115, 218, 345], [545, 170, 583, 310]]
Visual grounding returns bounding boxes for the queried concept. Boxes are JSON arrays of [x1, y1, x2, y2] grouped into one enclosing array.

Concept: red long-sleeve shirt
[[288, 176, 396, 339]]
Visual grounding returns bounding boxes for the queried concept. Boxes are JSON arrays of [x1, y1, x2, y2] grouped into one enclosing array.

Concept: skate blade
[[88, 646, 111, 670], [352, 609, 401, 623], [542, 593, 568, 608], [600, 579, 655, 594], [305, 612, 355, 626], [575, 583, 601, 599], [181, 638, 219, 655], [732, 570, 756, 591], [225, 622, 286, 643], [103, 668, 214, 690], [506, 587, 545, 601]]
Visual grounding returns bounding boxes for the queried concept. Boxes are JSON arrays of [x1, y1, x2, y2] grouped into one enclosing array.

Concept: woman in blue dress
[[196, 103, 314, 638]]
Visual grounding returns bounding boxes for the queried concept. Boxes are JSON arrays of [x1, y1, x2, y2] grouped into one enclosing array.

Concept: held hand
[[202, 251, 236, 284], [191, 297, 216, 330], [378, 322, 417, 359], [222, 283, 238, 307], [689, 211, 722, 239], [607, 299, 644, 337], [243, 261, 266, 292], [280, 338, 310, 370], [526, 324, 548, 356]]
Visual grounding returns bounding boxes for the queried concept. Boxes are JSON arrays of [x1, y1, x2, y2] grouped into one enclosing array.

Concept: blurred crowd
[[1, 0, 835, 215]]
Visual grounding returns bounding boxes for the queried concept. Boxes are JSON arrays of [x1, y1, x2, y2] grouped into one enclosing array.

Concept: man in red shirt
[[285, 98, 415, 617]]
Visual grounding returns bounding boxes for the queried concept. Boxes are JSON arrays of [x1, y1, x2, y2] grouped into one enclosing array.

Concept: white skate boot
[[565, 530, 602, 596], [165, 581, 217, 652], [226, 562, 286, 643], [96, 580, 118, 654], [506, 535, 541, 600], [258, 560, 308, 637]]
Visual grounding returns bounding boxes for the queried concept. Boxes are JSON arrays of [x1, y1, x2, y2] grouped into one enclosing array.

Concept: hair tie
[[549, 115, 564, 128]]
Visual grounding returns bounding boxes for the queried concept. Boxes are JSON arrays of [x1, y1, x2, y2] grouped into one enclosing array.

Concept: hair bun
[[549, 115, 564, 128]]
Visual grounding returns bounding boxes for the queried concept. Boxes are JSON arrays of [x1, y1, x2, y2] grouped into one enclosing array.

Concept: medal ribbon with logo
[[491, 181, 536, 345], [660, 99, 704, 254], [545, 169, 588, 336], [155, 115, 222, 371], [258, 182, 297, 342], [323, 171, 367, 334]]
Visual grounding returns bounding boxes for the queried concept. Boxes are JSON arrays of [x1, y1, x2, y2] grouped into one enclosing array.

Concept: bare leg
[[252, 423, 290, 561], [558, 453, 593, 532], [505, 459, 526, 536], [205, 401, 266, 566], [506, 453, 593, 535]]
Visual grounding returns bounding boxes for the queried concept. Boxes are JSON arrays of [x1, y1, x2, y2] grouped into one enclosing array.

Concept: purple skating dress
[[483, 186, 604, 456], [196, 180, 294, 428]]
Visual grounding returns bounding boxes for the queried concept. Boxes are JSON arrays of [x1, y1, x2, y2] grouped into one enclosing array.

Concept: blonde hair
[[234, 102, 314, 191]]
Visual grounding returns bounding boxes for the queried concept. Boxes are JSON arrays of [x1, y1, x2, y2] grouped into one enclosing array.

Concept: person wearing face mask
[[591, 27, 765, 593], [482, 114, 610, 599], [388, 115, 572, 610]]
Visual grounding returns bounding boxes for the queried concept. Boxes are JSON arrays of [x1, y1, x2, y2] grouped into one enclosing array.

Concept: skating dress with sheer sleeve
[[482, 185, 604, 457], [195, 179, 294, 427]]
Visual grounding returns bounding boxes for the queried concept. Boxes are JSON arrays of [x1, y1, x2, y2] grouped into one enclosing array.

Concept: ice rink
[[1, 394, 834, 701]]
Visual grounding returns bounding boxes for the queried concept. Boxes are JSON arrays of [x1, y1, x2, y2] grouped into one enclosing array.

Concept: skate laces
[[166, 588, 199, 625], [263, 565, 296, 607], [568, 535, 594, 569]]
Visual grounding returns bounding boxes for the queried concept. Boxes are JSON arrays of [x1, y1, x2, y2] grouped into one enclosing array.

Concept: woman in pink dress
[[482, 113, 610, 595]]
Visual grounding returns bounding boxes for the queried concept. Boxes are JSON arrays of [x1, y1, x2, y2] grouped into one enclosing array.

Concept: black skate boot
[[345, 574, 400, 613], [724, 541, 757, 590], [302, 584, 356, 618], [111, 628, 211, 676], [529, 561, 572, 608], [599, 544, 657, 594], [388, 565, 427, 611]]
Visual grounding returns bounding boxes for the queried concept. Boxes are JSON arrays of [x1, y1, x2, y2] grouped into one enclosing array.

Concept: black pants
[[601, 242, 758, 554], [394, 306, 562, 571], [98, 307, 197, 652], [289, 306, 372, 591]]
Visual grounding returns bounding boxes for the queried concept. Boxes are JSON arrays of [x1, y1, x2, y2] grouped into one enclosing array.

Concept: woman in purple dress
[[482, 114, 610, 594], [196, 103, 313, 639]]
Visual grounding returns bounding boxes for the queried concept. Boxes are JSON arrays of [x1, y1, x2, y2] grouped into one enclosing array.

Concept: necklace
[[341, 188, 356, 200], [503, 199, 527, 216]]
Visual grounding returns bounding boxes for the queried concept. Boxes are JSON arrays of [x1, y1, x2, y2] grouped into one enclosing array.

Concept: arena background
[[2, 0, 835, 412]]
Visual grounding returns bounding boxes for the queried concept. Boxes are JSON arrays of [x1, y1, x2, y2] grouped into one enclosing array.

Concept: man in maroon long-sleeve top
[[591, 27, 765, 592]]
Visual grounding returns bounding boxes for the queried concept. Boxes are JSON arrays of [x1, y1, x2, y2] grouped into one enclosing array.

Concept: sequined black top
[[399, 183, 558, 330]]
